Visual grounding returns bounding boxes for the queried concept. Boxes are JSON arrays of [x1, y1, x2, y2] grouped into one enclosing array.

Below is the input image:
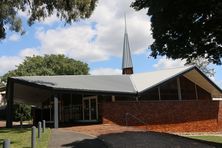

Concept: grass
[[0, 127, 51, 148], [186, 135, 222, 144]]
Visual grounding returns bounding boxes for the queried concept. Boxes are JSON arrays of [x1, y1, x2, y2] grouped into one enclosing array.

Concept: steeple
[[122, 14, 133, 75]]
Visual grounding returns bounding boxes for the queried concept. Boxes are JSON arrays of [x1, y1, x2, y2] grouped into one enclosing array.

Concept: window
[[197, 85, 211, 100], [180, 76, 196, 100], [140, 87, 159, 101], [72, 94, 82, 104], [160, 79, 178, 100], [60, 93, 71, 106]]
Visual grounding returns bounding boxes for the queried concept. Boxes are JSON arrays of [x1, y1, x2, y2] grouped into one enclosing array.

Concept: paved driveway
[[99, 131, 221, 148], [48, 129, 108, 148], [62, 124, 222, 148]]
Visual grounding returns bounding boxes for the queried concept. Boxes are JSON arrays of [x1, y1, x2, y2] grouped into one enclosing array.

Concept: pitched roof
[[11, 66, 222, 97], [130, 66, 194, 92], [13, 75, 136, 94]]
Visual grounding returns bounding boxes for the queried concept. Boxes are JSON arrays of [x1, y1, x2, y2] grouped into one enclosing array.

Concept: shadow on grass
[[0, 139, 17, 145], [0, 128, 30, 134]]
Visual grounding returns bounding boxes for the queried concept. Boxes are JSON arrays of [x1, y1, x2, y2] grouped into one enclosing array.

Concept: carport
[[6, 78, 59, 128], [5, 74, 136, 129]]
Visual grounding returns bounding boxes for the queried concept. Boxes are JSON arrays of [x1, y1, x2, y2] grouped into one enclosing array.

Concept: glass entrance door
[[83, 96, 98, 121]]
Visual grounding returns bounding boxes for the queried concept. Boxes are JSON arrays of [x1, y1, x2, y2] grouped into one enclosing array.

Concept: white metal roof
[[13, 75, 136, 94], [130, 66, 194, 92], [12, 66, 222, 97]]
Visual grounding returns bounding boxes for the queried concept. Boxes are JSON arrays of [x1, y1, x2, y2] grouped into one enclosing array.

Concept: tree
[[186, 56, 215, 77], [14, 103, 31, 128], [2, 54, 89, 82], [0, 81, 5, 88], [0, 0, 97, 40], [132, 0, 222, 65], [2, 54, 89, 126]]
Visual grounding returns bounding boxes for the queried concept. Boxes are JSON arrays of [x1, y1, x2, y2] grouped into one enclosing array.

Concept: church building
[[6, 18, 222, 132]]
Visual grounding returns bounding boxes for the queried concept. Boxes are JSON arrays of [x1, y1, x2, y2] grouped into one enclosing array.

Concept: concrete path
[[48, 129, 108, 148]]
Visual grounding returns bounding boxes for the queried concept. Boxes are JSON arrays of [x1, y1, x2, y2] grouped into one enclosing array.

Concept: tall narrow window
[[197, 85, 211, 100], [160, 79, 178, 100], [140, 87, 159, 101], [180, 76, 196, 100]]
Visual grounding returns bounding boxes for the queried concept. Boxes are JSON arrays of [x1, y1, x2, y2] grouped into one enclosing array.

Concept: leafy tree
[[0, 0, 97, 40], [14, 103, 31, 128], [2, 54, 89, 126], [0, 81, 5, 88], [2, 54, 89, 82], [132, 0, 222, 65], [186, 56, 215, 77]]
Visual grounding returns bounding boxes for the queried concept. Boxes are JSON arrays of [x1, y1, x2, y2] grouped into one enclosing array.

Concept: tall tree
[[0, 0, 97, 40], [132, 0, 222, 65], [186, 56, 215, 77], [2, 54, 89, 82], [1, 54, 89, 126]]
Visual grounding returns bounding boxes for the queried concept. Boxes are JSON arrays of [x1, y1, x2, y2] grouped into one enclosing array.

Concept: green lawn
[[186, 136, 222, 144], [0, 128, 51, 148]]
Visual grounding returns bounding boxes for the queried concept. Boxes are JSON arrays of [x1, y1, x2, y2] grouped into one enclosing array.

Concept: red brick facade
[[101, 100, 222, 132], [218, 101, 222, 129]]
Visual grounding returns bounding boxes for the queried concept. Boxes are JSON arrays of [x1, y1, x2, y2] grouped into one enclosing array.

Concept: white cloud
[[0, 48, 40, 76], [32, 0, 152, 62], [209, 76, 215, 82], [153, 56, 186, 69], [40, 13, 59, 25], [19, 48, 39, 57], [18, 9, 30, 18], [35, 24, 109, 62], [8, 34, 21, 42], [1, 0, 153, 75], [218, 80, 222, 88], [90, 68, 122, 75], [0, 56, 22, 76], [89, 0, 152, 57]]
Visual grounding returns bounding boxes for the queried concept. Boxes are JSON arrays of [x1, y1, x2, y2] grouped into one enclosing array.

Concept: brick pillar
[[218, 101, 222, 130]]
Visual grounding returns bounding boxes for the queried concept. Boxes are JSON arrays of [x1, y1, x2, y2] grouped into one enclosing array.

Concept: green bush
[[14, 104, 31, 127]]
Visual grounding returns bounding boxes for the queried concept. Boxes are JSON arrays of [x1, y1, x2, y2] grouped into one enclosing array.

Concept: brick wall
[[101, 100, 222, 132], [218, 101, 222, 130]]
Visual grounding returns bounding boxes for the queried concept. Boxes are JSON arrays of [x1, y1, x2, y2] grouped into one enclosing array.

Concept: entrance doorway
[[82, 96, 98, 121]]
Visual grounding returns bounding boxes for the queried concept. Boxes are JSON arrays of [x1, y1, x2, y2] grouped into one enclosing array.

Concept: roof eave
[[54, 87, 137, 97], [193, 67, 222, 93], [9, 77, 137, 97]]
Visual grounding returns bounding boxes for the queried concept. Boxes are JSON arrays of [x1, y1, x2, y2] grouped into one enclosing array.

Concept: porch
[[40, 94, 100, 126]]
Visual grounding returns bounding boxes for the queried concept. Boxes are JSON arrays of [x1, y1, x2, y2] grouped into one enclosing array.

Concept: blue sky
[[0, 0, 221, 87]]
